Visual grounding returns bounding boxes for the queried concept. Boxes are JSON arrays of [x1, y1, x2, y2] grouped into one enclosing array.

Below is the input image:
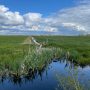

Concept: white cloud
[[23, 13, 42, 28], [0, 11, 24, 26], [45, 4, 90, 34], [0, 5, 9, 12], [24, 13, 42, 22], [0, 2, 90, 35], [76, 0, 90, 5], [62, 23, 86, 32], [0, 5, 57, 34]]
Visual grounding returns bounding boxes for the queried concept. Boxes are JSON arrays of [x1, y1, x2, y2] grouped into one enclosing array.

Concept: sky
[[0, 0, 75, 15], [0, 0, 90, 35]]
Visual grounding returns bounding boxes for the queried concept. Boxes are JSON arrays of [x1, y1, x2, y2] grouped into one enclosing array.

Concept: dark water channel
[[0, 60, 90, 90]]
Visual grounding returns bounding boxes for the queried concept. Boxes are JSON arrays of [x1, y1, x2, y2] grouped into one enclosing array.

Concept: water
[[0, 60, 90, 90]]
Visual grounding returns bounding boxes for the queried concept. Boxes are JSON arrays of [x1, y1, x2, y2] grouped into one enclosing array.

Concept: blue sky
[[0, 0, 75, 15], [0, 0, 90, 35]]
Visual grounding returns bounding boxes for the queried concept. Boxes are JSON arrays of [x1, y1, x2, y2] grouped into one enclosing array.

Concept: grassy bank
[[0, 35, 90, 76], [35, 36, 90, 65], [0, 36, 62, 76], [0, 45, 62, 76]]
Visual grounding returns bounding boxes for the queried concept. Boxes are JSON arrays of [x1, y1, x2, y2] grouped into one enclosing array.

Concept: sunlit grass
[[0, 35, 90, 76], [0, 43, 62, 76], [35, 36, 90, 66]]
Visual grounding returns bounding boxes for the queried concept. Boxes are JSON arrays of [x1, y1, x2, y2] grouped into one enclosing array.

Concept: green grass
[[0, 35, 90, 76], [34, 36, 90, 66], [56, 68, 83, 90], [0, 36, 27, 45], [0, 36, 62, 75]]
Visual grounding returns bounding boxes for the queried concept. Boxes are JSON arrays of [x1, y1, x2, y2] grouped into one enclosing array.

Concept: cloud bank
[[0, 0, 90, 35]]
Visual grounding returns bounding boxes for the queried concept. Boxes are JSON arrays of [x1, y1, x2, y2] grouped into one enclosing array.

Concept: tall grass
[[0, 35, 90, 76], [0, 43, 62, 76], [56, 68, 83, 90], [35, 36, 90, 66]]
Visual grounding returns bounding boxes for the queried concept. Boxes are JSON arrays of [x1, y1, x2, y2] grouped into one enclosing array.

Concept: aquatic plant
[[0, 35, 90, 76], [0, 43, 62, 76], [56, 68, 83, 90]]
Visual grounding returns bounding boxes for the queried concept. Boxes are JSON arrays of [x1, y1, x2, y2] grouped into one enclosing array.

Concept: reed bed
[[0, 35, 90, 76], [56, 68, 83, 90], [0, 43, 62, 76], [35, 36, 90, 66]]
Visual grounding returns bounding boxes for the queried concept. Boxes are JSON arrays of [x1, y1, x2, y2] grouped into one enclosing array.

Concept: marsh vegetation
[[0, 36, 90, 90]]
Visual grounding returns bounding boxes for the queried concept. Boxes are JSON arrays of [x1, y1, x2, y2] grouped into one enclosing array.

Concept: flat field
[[35, 36, 90, 65], [0, 35, 90, 75]]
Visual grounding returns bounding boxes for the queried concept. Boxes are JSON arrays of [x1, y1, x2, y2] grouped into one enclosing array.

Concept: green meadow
[[35, 36, 90, 65], [0, 36, 90, 76], [0, 36, 62, 76]]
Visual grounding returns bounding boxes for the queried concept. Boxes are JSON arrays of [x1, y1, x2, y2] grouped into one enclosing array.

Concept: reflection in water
[[0, 64, 47, 86], [0, 60, 90, 90]]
